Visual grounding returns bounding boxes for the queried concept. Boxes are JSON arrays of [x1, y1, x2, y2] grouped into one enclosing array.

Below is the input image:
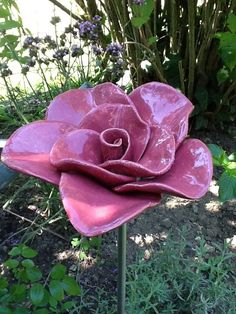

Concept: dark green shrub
[[0, 244, 81, 313]]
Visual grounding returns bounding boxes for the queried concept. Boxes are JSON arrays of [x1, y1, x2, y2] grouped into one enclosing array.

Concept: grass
[[125, 231, 236, 314], [74, 229, 236, 313], [1, 174, 236, 312]]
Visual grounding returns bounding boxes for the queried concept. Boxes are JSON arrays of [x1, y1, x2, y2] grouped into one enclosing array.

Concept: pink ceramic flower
[[1, 82, 213, 236]]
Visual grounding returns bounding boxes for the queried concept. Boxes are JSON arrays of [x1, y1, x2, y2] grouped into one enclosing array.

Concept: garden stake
[[117, 223, 127, 314]]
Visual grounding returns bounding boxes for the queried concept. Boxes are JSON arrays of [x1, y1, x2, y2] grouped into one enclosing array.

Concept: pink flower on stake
[[1, 83, 213, 236]]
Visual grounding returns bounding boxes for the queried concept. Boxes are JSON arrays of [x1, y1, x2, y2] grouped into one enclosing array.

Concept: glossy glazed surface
[[114, 139, 213, 199], [1, 121, 77, 185], [1, 82, 213, 236], [60, 173, 160, 236], [129, 82, 193, 148]]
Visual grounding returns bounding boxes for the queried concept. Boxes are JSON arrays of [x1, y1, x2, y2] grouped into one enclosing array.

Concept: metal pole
[[117, 223, 127, 314]]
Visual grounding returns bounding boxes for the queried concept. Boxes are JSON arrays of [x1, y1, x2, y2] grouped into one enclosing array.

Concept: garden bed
[[0, 129, 236, 313]]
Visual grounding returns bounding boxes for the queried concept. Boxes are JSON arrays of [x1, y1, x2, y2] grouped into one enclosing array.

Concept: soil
[[0, 130, 236, 307]]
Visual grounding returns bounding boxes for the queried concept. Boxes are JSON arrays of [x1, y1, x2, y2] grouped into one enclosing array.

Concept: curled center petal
[[100, 128, 131, 161]]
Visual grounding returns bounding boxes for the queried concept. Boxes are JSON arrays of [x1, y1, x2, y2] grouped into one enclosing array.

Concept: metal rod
[[117, 223, 127, 314]]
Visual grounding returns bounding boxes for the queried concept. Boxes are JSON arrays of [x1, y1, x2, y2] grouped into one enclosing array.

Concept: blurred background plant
[[54, 0, 236, 131], [1, 0, 236, 132], [208, 144, 236, 202]]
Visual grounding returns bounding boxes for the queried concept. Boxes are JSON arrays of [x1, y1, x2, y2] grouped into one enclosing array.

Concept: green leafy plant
[[71, 236, 102, 260], [54, 0, 236, 130], [208, 144, 236, 202], [0, 244, 81, 313], [70, 229, 236, 313], [125, 231, 236, 314], [215, 13, 236, 81]]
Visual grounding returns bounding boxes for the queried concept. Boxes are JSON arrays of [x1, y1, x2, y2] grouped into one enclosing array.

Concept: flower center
[[100, 128, 130, 161]]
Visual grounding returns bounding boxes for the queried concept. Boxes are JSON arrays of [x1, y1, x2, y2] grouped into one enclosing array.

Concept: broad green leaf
[[147, 36, 157, 46], [219, 171, 236, 202], [25, 267, 42, 282], [4, 259, 19, 269], [140, 0, 154, 17], [0, 8, 10, 18], [29, 283, 44, 305], [13, 307, 29, 314], [10, 284, 26, 302], [0, 35, 18, 47], [208, 144, 224, 159], [62, 276, 81, 296], [71, 237, 80, 248], [227, 13, 236, 33], [0, 293, 11, 304], [51, 264, 66, 280], [221, 48, 236, 71], [49, 280, 64, 301], [218, 32, 236, 71], [90, 236, 102, 248], [49, 296, 58, 308], [79, 251, 87, 260], [81, 240, 90, 251], [16, 268, 28, 282], [0, 278, 8, 289], [31, 288, 50, 307], [33, 310, 49, 314], [0, 48, 12, 59], [131, 0, 154, 27], [227, 162, 236, 170], [131, 16, 148, 27], [0, 306, 12, 314], [21, 246, 37, 258], [208, 144, 227, 167], [8, 246, 21, 257], [21, 259, 34, 268], [0, 20, 21, 31], [61, 301, 76, 310]]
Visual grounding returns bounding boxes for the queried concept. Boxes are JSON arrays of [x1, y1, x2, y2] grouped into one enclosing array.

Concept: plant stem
[[117, 223, 127, 314], [187, 0, 195, 100], [37, 60, 53, 100], [170, 0, 177, 52], [2, 77, 28, 124], [3, 207, 67, 241], [48, 0, 80, 21], [178, 60, 185, 93]]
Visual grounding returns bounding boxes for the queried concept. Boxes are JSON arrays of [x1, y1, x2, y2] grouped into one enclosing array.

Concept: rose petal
[[101, 125, 175, 176], [46, 83, 133, 126], [79, 104, 150, 161], [100, 128, 131, 161], [1, 121, 77, 185], [92, 82, 134, 106], [60, 173, 161, 236], [129, 82, 193, 147], [46, 88, 96, 125], [115, 139, 213, 199], [50, 129, 133, 186]]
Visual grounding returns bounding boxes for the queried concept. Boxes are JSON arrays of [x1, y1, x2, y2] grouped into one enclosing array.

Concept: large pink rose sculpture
[[1, 82, 212, 236]]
